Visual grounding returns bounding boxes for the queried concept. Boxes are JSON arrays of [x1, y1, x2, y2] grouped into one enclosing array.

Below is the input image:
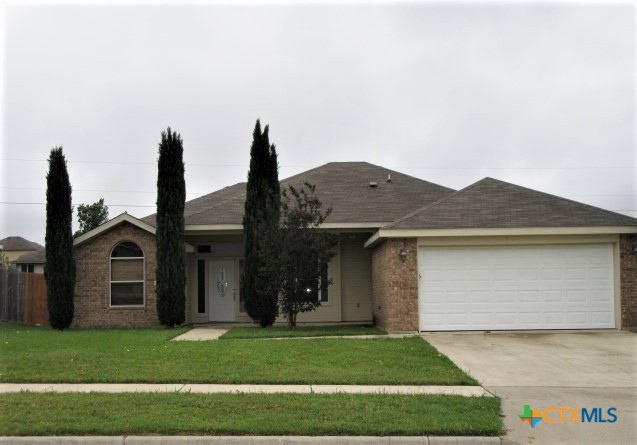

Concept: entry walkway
[[172, 328, 228, 341], [171, 327, 419, 341], [0, 383, 490, 396]]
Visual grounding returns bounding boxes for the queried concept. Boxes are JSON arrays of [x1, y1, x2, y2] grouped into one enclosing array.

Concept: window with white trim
[[110, 241, 144, 306]]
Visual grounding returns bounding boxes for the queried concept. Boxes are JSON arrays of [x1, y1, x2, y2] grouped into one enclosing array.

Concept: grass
[[0, 323, 477, 385], [220, 325, 386, 339], [0, 392, 502, 436]]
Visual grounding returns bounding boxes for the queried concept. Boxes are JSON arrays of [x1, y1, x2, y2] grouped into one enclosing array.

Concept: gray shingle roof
[[13, 248, 45, 264], [143, 162, 454, 227], [0, 236, 44, 251], [387, 177, 637, 229]]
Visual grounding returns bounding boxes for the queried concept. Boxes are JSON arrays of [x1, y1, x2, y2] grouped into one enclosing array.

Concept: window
[[110, 241, 144, 306], [197, 260, 206, 313], [239, 259, 246, 313], [21, 264, 35, 273], [318, 263, 329, 303]]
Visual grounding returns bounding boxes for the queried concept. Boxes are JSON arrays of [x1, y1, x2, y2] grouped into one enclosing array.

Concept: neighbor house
[[13, 248, 45, 274], [72, 162, 637, 331], [0, 236, 44, 263]]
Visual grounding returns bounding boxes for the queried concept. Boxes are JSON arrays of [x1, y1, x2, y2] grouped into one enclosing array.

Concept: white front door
[[209, 260, 237, 322]]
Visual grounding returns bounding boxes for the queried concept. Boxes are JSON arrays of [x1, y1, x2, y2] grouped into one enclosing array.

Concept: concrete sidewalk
[[0, 436, 502, 444], [0, 383, 491, 396], [172, 328, 228, 341], [170, 328, 418, 341]]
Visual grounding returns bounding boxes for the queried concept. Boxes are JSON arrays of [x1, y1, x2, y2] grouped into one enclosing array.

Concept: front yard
[[0, 324, 476, 385], [219, 325, 386, 339], [0, 322, 502, 436]]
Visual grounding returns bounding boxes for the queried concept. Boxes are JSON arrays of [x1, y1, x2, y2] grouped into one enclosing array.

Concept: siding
[[340, 235, 373, 322], [295, 242, 342, 323], [272, 242, 342, 324]]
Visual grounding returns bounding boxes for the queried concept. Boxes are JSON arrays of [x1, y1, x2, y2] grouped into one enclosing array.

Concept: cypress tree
[[45, 147, 75, 330], [156, 127, 186, 327], [242, 120, 281, 327]]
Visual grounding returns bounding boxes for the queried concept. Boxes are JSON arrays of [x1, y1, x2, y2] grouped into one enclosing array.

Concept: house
[[13, 248, 45, 274], [0, 236, 44, 263], [72, 162, 637, 331]]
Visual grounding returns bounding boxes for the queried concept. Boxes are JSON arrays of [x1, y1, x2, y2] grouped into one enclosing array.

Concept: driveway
[[423, 331, 637, 445]]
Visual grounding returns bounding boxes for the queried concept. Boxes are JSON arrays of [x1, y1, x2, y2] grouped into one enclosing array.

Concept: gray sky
[[1, 1, 635, 246]]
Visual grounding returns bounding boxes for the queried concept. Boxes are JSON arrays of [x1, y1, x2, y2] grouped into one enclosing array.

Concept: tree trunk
[[287, 312, 297, 330]]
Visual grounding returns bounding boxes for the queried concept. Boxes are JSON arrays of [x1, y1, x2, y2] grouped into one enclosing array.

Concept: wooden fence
[[0, 268, 48, 326]]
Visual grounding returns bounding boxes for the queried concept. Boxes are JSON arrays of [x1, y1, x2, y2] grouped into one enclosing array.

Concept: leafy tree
[[278, 183, 337, 329], [0, 248, 11, 268], [155, 127, 186, 327], [74, 198, 109, 237], [241, 120, 281, 327], [45, 147, 76, 330]]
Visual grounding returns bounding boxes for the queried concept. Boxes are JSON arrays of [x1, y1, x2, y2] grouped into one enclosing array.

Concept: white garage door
[[418, 244, 615, 331]]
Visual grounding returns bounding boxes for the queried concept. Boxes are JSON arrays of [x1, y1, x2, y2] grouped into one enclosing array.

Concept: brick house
[[73, 162, 637, 331]]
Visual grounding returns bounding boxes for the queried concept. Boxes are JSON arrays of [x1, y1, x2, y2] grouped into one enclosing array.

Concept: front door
[[209, 260, 236, 322]]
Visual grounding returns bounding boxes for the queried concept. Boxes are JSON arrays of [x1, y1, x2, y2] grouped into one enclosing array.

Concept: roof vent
[[369, 181, 378, 188], [387, 174, 391, 183]]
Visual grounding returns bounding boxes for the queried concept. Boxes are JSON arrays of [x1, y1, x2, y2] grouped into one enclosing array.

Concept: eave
[[364, 226, 637, 248]]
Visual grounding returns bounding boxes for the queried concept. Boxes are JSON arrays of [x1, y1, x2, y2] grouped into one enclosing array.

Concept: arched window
[[110, 241, 144, 307]]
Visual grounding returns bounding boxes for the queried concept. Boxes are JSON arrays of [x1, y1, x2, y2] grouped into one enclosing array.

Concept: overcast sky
[[1, 1, 635, 246]]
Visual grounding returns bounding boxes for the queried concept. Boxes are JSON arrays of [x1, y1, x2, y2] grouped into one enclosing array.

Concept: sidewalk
[[0, 383, 491, 396], [0, 436, 503, 444]]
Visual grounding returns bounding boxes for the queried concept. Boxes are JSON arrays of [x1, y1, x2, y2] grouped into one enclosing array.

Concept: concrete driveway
[[423, 331, 637, 445]]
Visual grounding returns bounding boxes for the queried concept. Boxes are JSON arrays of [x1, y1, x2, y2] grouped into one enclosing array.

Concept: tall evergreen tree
[[242, 120, 281, 327], [45, 147, 75, 329], [155, 127, 186, 327]]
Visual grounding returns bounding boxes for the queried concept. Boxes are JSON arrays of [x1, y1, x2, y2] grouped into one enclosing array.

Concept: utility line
[[1, 201, 634, 212], [0, 201, 155, 208], [1, 158, 635, 170], [1, 187, 634, 198]]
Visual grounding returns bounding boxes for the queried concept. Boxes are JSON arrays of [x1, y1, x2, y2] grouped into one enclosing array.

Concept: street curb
[[0, 437, 503, 445]]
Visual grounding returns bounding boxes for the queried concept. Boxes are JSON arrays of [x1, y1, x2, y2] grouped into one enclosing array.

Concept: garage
[[418, 244, 615, 331]]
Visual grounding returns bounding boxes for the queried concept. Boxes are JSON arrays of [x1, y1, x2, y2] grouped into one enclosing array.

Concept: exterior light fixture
[[399, 248, 407, 262]]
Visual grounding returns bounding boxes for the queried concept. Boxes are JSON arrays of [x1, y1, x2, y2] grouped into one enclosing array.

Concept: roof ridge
[[186, 182, 246, 209], [385, 177, 489, 228], [142, 182, 247, 221], [280, 161, 454, 192], [279, 162, 337, 184], [185, 183, 248, 221], [484, 177, 637, 224]]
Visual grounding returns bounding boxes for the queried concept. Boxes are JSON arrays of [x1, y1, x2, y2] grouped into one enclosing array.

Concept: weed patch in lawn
[[220, 325, 386, 339], [0, 392, 502, 436], [0, 323, 476, 385]]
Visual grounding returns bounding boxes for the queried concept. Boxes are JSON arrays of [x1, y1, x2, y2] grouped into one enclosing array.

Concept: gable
[[387, 177, 637, 230]]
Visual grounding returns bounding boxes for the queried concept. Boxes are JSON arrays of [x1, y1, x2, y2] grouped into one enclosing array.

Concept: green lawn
[[0, 323, 477, 385], [0, 392, 502, 436], [220, 325, 386, 339]]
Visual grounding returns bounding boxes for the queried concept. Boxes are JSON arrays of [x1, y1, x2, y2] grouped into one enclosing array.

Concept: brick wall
[[73, 222, 159, 328], [620, 234, 637, 328], [371, 238, 418, 332]]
